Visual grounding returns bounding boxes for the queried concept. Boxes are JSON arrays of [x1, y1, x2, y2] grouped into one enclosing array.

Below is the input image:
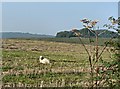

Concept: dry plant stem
[[88, 28, 97, 58], [88, 30, 94, 88], [88, 27, 101, 87], [77, 36, 91, 57], [98, 30, 107, 36], [95, 31, 99, 60], [88, 28, 98, 87], [89, 29, 96, 36], [88, 30, 92, 55], [77, 36, 92, 69], [95, 30, 99, 87], [106, 49, 113, 60], [93, 37, 114, 67], [77, 36, 94, 88]]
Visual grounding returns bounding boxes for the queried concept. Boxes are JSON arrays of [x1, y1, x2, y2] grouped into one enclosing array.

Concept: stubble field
[[2, 38, 112, 87]]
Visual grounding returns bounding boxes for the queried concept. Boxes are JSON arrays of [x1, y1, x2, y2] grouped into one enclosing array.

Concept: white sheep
[[39, 56, 50, 64]]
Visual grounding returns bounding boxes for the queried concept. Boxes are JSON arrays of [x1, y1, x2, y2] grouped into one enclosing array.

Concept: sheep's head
[[40, 56, 44, 60]]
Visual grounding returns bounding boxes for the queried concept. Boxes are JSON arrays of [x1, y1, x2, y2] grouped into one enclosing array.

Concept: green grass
[[2, 38, 113, 87], [3, 72, 85, 83]]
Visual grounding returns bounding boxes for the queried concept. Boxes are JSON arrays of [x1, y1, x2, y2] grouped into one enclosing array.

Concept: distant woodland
[[56, 28, 118, 38]]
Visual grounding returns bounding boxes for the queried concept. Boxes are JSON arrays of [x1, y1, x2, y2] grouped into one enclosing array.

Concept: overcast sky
[[2, 2, 118, 35]]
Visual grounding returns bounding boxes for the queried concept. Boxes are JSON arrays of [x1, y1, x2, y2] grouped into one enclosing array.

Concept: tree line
[[56, 28, 118, 38]]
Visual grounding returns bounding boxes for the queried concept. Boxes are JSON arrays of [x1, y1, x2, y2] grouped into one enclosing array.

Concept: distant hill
[[56, 28, 119, 38], [0, 32, 54, 38]]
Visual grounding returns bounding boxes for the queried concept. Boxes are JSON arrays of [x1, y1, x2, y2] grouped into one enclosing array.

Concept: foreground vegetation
[[2, 38, 113, 87]]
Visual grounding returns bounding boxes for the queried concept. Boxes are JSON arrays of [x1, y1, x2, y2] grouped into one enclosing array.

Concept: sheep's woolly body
[[39, 56, 50, 64]]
